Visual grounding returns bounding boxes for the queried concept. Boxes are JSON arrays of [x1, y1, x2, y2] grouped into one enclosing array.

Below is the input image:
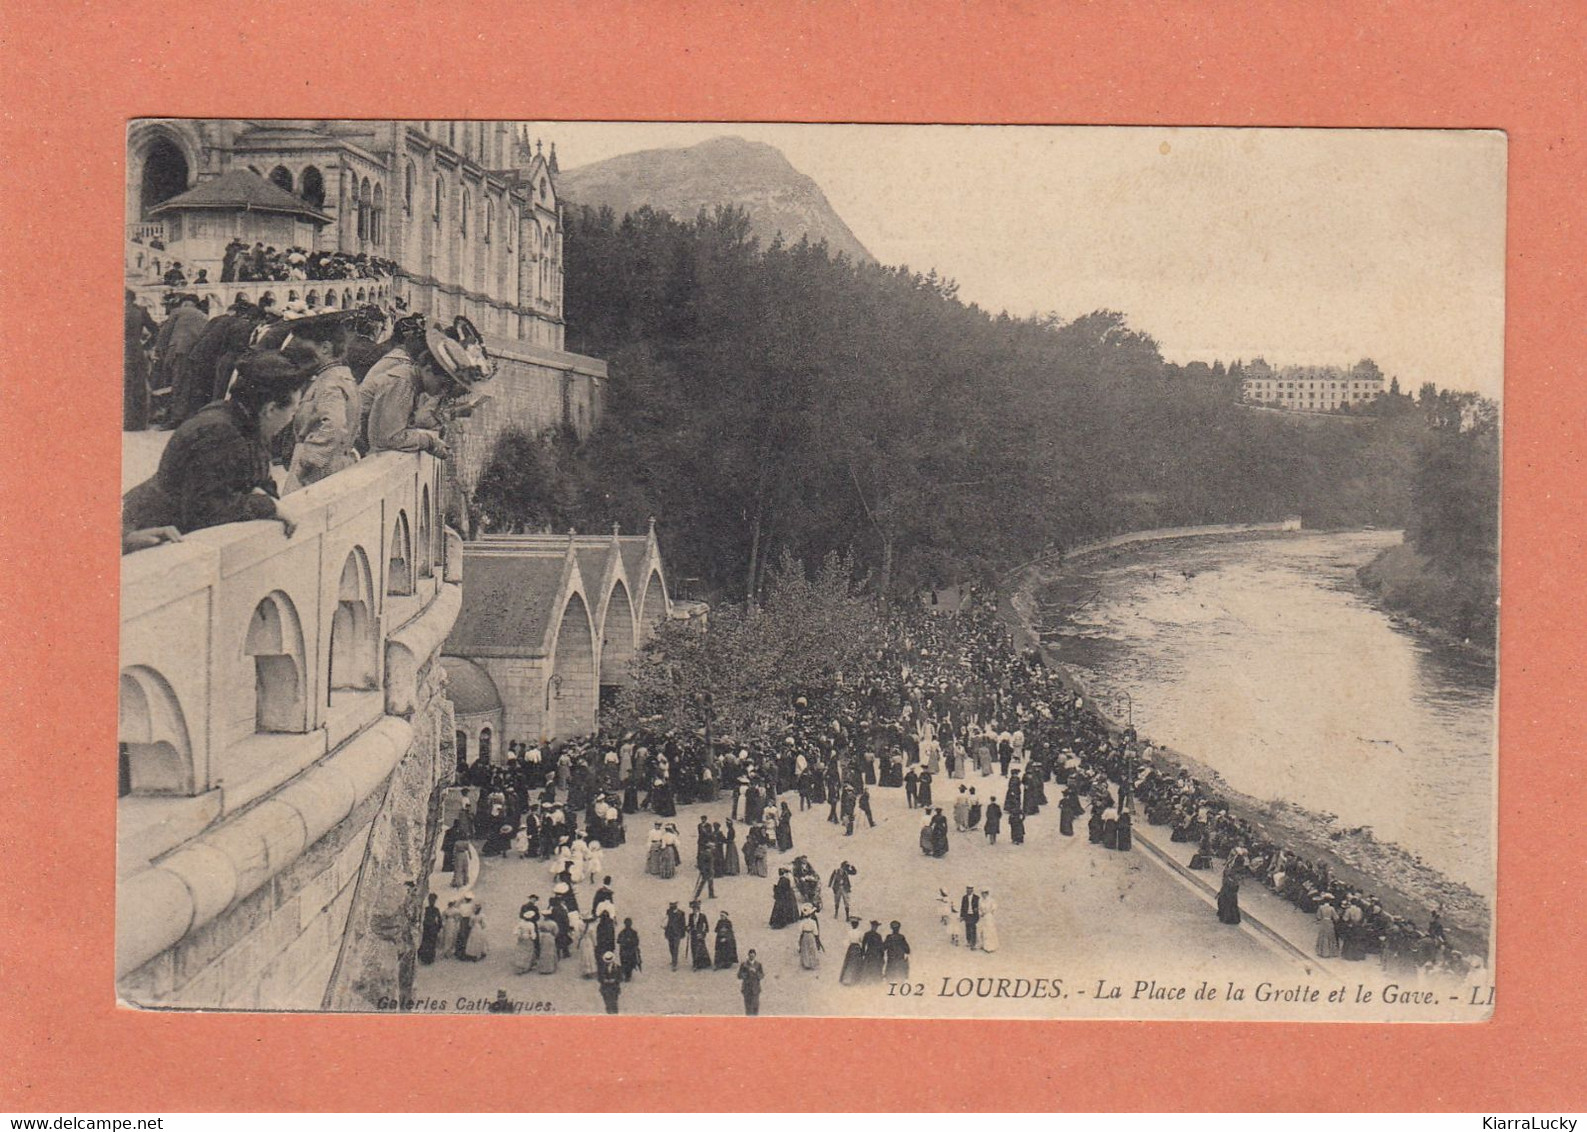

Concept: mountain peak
[[557, 137, 872, 263]]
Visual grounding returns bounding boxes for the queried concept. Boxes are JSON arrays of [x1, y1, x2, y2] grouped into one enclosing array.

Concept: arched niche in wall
[[418, 485, 434, 578], [119, 666, 194, 796], [388, 511, 414, 596], [329, 547, 379, 699], [244, 590, 308, 733]]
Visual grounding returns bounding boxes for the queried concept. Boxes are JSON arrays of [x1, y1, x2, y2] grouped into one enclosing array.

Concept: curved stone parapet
[[385, 582, 462, 717], [116, 714, 415, 979], [118, 449, 460, 1006]]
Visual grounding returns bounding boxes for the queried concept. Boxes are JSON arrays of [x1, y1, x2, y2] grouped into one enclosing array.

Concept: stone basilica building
[[129, 119, 568, 348]]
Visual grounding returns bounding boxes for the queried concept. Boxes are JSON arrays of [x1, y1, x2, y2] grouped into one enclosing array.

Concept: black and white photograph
[[117, 120, 1502, 1020]]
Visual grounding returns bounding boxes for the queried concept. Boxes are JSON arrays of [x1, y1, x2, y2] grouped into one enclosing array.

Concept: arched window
[[388, 511, 414, 596], [433, 176, 444, 225], [342, 288, 353, 309], [455, 730, 469, 765], [478, 726, 493, 764], [305, 289, 319, 308], [418, 485, 434, 578], [460, 188, 470, 238], [329, 548, 379, 701], [244, 591, 307, 733], [372, 184, 385, 246], [485, 200, 493, 243], [119, 667, 193, 796], [323, 290, 338, 308], [301, 166, 325, 208], [403, 161, 415, 213], [358, 177, 373, 244], [139, 137, 189, 217], [269, 165, 294, 194]]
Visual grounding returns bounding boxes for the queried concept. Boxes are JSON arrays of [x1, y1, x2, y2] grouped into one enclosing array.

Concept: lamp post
[[545, 674, 563, 738]]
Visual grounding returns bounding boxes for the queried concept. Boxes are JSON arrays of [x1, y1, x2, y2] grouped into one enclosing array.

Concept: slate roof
[[149, 169, 333, 223], [446, 553, 568, 656], [618, 538, 653, 591]]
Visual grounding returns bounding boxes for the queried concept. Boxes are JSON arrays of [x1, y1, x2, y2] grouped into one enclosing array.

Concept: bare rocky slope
[[556, 136, 873, 263]]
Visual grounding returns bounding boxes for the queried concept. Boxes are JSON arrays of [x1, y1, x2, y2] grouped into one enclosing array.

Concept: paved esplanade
[[410, 764, 1292, 1018]]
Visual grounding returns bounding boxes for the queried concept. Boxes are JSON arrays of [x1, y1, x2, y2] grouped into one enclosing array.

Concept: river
[[1035, 530, 1496, 897]]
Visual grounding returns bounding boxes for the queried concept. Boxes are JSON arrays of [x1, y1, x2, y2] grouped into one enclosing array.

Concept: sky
[[525, 123, 1507, 399]]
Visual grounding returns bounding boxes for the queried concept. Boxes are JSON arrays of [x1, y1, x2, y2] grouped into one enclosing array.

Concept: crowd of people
[[122, 295, 493, 552], [424, 584, 1481, 1015], [219, 241, 399, 284], [127, 239, 398, 290]]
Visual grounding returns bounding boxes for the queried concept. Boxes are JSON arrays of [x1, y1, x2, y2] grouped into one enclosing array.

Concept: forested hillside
[[1358, 388, 1500, 647], [475, 203, 1491, 605]]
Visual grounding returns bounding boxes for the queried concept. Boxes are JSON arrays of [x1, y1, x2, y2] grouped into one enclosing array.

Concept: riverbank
[[1357, 542, 1498, 655], [1001, 526, 1492, 959]]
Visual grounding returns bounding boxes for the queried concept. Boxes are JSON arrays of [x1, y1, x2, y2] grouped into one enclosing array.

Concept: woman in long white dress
[[577, 914, 598, 977], [798, 906, 822, 970], [978, 889, 1001, 952], [512, 911, 540, 974]]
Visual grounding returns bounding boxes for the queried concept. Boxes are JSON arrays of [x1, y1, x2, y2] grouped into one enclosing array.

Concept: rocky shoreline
[[1001, 534, 1492, 959], [1356, 542, 1499, 658]]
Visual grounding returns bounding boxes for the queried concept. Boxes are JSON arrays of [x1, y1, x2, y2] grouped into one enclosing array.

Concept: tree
[[611, 550, 883, 738], [472, 427, 580, 534]]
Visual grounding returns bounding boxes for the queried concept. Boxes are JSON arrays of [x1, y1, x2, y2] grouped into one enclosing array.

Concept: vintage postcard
[[116, 120, 1502, 1022]]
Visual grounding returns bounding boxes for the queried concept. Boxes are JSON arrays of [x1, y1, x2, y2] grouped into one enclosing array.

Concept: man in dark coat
[[617, 917, 642, 980], [738, 950, 766, 1016], [663, 902, 687, 969], [692, 817, 717, 900], [417, 894, 442, 965], [959, 886, 981, 949], [857, 786, 876, 828], [882, 921, 911, 981], [125, 290, 160, 430], [860, 920, 886, 983], [597, 952, 623, 1014], [151, 293, 207, 406], [172, 300, 264, 424]]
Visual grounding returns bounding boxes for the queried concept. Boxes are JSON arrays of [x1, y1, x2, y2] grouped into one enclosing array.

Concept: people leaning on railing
[[278, 313, 361, 491], [122, 350, 312, 554], [359, 317, 485, 461]]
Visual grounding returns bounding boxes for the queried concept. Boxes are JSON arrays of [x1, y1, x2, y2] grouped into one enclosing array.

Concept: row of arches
[[119, 501, 441, 799], [265, 164, 327, 209]]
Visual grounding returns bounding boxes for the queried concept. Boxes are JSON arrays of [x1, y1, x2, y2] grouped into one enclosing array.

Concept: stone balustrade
[[127, 275, 397, 315]]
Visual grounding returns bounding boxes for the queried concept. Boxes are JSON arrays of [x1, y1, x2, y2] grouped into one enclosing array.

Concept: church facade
[[127, 119, 605, 485]]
